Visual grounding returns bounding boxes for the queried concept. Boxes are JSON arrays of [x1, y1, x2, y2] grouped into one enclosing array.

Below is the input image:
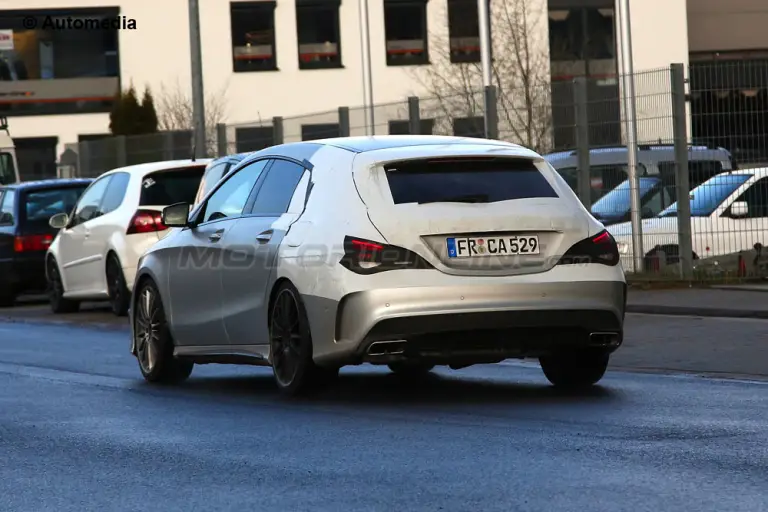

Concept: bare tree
[[413, 0, 553, 152], [154, 79, 229, 156]]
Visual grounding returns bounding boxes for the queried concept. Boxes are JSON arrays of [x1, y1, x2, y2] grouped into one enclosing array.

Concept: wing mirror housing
[[49, 212, 69, 229], [162, 202, 191, 228], [730, 201, 748, 218]]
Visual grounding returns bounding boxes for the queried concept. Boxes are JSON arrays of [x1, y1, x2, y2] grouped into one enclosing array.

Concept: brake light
[[14, 234, 53, 252], [557, 229, 620, 266], [340, 236, 433, 274], [127, 209, 166, 235]]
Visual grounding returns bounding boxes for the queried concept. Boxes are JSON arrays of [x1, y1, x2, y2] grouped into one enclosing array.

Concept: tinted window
[[203, 159, 269, 223], [0, 153, 16, 184], [201, 163, 229, 198], [591, 177, 660, 217], [101, 173, 130, 213], [23, 186, 89, 223], [72, 176, 112, 226], [0, 190, 14, 224], [249, 160, 306, 215], [140, 166, 206, 206], [384, 158, 558, 205], [659, 173, 752, 218], [732, 178, 768, 218]]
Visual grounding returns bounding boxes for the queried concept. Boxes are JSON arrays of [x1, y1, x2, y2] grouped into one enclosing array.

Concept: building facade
[[0, 0, 765, 178]]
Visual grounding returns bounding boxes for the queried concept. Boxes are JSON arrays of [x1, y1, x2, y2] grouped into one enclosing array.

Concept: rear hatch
[[19, 184, 90, 252], [138, 166, 206, 239], [352, 152, 589, 276]]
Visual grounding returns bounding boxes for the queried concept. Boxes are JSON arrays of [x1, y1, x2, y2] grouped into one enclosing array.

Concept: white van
[[0, 116, 20, 185]]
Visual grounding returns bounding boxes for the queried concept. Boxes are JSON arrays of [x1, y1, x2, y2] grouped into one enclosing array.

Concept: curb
[[626, 304, 768, 319]]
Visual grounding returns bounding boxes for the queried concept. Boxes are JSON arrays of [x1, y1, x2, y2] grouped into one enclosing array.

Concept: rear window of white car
[[140, 166, 206, 206], [383, 157, 558, 205]]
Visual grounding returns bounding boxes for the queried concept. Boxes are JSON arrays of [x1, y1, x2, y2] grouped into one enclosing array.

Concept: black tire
[[0, 289, 15, 308], [133, 279, 193, 384], [269, 282, 338, 397], [47, 258, 79, 314], [539, 352, 610, 389], [106, 255, 130, 317], [388, 362, 435, 376]]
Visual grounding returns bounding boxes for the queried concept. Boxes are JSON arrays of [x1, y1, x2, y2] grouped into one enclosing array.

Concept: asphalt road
[[1, 316, 767, 511]]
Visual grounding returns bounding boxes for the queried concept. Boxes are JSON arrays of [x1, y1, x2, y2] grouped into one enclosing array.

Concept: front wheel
[[47, 259, 79, 314], [269, 282, 337, 397], [133, 280, 193, 384], [539, 352, 609, 389]]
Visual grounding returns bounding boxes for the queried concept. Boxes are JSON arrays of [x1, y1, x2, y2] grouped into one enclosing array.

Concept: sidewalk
[[627, 285, 768, 318]]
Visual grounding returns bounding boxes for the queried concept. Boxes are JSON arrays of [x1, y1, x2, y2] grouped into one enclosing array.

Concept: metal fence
[[60, 61, 768, 283]]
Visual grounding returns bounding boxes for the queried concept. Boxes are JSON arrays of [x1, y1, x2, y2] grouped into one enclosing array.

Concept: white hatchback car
[[130, 136, 626, 395], [46, 159, 210, 316]]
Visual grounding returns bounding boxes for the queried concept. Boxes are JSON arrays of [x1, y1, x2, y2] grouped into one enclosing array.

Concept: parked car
[[0, 178, 92, 306], [608, 168, 768, 268], [46, 159, 211, 316], [129, 135, 627, 396], [193, 153, 251, 205], [545, 144, 735, 223]]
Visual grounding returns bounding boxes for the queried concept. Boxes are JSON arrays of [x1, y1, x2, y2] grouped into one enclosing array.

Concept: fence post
[[573, 77, 591, 208], [272, 116, 284, 145], [338, 107, 350, 137], [483, 85, 499, 139], [408, 96, 420, 134], [216, 123, 228, 156], [115, 135, 127, 167], [671, 63, 693, 280]]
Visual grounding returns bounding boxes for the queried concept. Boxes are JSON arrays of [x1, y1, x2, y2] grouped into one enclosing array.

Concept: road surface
[[1, 315, 767, 511]]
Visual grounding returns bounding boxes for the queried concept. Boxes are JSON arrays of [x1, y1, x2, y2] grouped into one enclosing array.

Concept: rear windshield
[[383, 158, 558, 205], [140, 166, 205, 206], [24, 186, 89, 223]]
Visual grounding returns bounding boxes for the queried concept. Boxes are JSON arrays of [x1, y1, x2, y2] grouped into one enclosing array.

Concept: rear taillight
[[127, 209, 166, 235], [557, 229, 620, 266], [14, 234, 53, 252], [339, 236, 433, 275]]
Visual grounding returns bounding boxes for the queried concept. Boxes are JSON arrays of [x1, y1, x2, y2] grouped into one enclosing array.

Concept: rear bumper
[[0, 253, 47, 293], [309, 279, 627, 366]]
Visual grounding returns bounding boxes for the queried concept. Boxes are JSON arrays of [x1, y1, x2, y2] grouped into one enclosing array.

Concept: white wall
[[687, 0, 768, 53]]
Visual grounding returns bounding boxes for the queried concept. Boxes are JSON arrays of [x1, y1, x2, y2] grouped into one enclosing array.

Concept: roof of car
[[1, 178, 93, 191], [102, 159, 213, 178], [313, 135, 521, 153], [209, 153, 251, 165], [545, 144, 732, 165]]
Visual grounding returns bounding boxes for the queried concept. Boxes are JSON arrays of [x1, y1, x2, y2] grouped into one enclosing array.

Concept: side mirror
[[162, 202, 191, 228], [730, 201, 748, 218], [49, 212, 69, 229]]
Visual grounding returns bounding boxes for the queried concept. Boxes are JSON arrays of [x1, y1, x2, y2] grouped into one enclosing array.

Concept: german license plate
[[446, 236, 540, 258]]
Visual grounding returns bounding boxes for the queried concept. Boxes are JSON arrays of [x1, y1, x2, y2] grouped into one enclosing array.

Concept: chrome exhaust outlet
[[589, 332, 621, 347], [367, 340, 407, 356]]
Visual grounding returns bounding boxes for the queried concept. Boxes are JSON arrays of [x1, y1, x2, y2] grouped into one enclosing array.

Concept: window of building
[[548, 6, 615, 78], [0, 7, 121, 117], [235, 126, 274, 152], [296, 0, 342, 70], [447, 0, 480, 63], [301, 123, 339, 140], [453, 116, 484, 138], [388, 119, 435, 135], [384, 0, 429, 66], [230, 2, 277, 72]]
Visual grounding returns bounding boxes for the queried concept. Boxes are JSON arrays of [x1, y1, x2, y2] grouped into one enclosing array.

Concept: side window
[[0, 190, 14, 224], [733, 178, 768, 218], [249, 160, 307, 215], [202, 163, 227, 198], [202, 159, 269, 223], [101, 172, 130, 214], [70, 176, 112, 227], [0, 153, 16, 185]]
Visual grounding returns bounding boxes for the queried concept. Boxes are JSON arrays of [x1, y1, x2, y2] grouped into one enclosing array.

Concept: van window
[[0, 153, 16, 184], [384, 158, 558, 205], [140, 166, 206, 206]]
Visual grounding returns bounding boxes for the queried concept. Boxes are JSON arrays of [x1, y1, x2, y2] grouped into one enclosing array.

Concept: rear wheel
[[106, 255, 130, 317], [539, 352, 609, 389], [388, 362, 435, 376], [47, 258, 79, 314], [269, 282, 338, 397], [0, 288, 15, 308], [133, 280, 193, 384]]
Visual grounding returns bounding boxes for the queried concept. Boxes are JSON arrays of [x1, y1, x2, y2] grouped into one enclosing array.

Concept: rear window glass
[[24, 186, 88, 222], [140, 166, 205, 206], [383, 158, 558, 204]]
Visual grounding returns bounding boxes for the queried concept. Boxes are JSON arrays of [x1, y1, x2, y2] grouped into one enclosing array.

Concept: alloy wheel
[[270, 289, 304, 387], [134, 286, 160, 375]]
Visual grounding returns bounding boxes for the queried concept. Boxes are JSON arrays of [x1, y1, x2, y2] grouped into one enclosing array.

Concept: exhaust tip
[[589, 332, 621, 347], [367, 340, 407, 356]]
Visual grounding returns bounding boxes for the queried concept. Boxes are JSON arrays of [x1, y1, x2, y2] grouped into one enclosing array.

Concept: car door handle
[[255, 230, 273, 244], [208, 230, 224, 242]]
